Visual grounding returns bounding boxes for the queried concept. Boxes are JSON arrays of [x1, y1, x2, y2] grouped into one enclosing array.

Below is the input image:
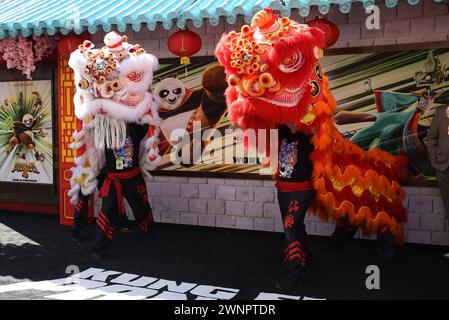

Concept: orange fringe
[[307, 76, 407, 243]]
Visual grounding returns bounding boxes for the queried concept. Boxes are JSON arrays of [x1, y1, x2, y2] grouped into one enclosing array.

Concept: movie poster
[[153, 48, 449, 183], [0, 80, 53, 184]]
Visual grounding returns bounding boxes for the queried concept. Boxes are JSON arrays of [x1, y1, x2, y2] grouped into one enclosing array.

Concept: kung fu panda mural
[[152, 50, 449, 181], [152, 63, 228, 166]]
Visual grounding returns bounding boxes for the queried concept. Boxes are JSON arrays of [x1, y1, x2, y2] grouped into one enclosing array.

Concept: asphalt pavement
[[0, 210, 448, 300]]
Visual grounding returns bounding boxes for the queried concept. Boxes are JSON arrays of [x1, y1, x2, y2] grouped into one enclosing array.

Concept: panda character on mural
[[153, 65, 228, 165], [9, 113, 43, 150]]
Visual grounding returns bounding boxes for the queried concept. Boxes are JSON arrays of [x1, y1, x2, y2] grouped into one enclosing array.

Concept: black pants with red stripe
[[72, 192, 131, 234], [93, 173, 153, 252], [72, 173, 106, 234], [72, 193, 90, 233], [277, 189, 314, 275]]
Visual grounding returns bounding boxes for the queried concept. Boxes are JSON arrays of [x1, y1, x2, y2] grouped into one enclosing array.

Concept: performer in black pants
[[92, 123, 157, 260], [72, 193, 91, 242], [66, 32, 162, 260], [278, 190, 314, 275], [275, 125, 315, 289]]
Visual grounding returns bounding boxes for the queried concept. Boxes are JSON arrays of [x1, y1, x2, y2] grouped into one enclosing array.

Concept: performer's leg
[[377, 225, 396, 262], [122, 174, 161, 244], [330, 221, 358, 249], [436, 168, 449, 258], [119, 212, 135, 233], [122, 174, 154, 231], [72, 192, 91, 242], [436, 168, 449, 223], [92, 184, 119, 257], [275, 190, 314, 289]]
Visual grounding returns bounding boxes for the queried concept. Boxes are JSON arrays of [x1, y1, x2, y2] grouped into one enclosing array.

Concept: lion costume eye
[[279, 52, 304, 73], [78, 79, 89, 89]]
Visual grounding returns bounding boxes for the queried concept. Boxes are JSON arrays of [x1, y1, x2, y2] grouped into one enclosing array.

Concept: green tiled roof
[[0, 0, 444, 39]]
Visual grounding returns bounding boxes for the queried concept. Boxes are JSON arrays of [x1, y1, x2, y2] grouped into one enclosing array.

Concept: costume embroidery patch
[[279, 139, 298, 179], [284, 214, 295, 229], [113, 138, 134, 170]]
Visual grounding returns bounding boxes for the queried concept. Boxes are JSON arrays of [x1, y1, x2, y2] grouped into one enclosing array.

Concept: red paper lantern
[[167, 29, 202, 64], [57, 34, 87, 57], [307, 16, 340, 48]]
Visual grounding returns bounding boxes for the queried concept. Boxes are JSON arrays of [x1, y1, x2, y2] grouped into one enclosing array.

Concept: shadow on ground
[[0, 210, 448, 299]]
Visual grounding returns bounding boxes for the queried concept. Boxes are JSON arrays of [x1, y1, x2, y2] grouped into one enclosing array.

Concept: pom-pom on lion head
[[68, 31, 159, 122], [215, 8, 326, 132]]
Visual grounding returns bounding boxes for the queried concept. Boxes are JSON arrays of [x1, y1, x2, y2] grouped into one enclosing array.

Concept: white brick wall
[[92, 0, 449, 246], [245, 202, 264, 217], [216, 186, 236, 201], [94, 176, 449, 247], [94, 175, 449, 246], [254, 187, 275, 203], [189, 198, 208, 214]]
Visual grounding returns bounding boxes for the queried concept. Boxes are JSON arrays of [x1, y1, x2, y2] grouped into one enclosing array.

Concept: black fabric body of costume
[[84, 123, 154, 251], [277, 125, 314, 183], [104, 123, 148, 173]]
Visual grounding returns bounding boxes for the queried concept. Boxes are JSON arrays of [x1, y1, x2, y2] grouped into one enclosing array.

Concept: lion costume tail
[[310, 77, 408, 242]]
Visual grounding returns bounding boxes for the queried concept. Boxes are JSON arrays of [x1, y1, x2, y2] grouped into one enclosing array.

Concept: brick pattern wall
[[92, 0, 449, 245], [120, 178, 447, 246]]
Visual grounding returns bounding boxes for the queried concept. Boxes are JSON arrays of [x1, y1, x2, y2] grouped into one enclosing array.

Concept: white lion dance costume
[[67, 32, 161, 250]]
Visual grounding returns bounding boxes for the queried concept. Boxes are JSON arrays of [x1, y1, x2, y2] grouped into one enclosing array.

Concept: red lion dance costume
[[67, 32, 162, 256], [215, 8, 407, 287]]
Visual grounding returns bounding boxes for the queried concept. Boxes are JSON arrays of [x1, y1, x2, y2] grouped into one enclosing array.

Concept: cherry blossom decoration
[[0, 35, 58, 79]]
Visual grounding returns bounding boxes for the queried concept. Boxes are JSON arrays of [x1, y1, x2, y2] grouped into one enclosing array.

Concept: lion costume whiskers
[[215, 8, 408, 241]]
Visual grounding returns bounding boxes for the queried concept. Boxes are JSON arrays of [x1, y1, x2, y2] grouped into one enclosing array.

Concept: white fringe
[[94, 115, 127, 150]]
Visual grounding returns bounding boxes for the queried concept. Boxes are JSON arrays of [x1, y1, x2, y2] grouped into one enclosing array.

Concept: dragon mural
[[335, 50, 448, 177]]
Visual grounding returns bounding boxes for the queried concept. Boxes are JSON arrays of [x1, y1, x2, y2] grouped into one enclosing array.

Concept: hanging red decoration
[[307, 16, 340, 48], [57, 34, 88, 57], [167, 28, 202, 65]]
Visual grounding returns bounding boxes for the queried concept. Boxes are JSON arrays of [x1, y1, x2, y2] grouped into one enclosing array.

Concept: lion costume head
[[215, 8, 326, 134]]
